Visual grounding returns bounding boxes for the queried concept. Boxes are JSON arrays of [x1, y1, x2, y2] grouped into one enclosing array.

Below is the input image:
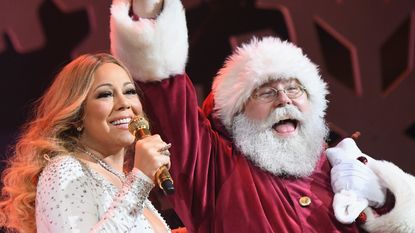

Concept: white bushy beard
[[231, 105, 329, 177]]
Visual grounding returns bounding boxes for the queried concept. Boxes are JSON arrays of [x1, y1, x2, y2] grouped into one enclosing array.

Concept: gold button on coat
[[299, 196, 311, 207]]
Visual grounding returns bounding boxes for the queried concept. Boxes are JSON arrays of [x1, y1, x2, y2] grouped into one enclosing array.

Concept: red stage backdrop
[[1, 0, 415, 229]]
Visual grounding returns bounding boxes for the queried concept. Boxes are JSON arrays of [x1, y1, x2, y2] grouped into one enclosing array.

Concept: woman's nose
[[116, 95, 131, 110]]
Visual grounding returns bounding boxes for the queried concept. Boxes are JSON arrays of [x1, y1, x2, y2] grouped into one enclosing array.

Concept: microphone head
[[128, 116, 150, 138], [161, 179, 175, 195]]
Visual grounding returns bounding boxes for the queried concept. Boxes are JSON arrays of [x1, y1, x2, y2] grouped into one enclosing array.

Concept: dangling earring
[[76, 126, 83, 132]]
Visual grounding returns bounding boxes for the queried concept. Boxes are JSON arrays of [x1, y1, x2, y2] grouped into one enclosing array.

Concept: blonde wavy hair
[[0, 53, 134, 233]]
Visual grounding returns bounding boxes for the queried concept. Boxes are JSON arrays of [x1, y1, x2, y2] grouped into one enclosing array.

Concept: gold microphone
[[128, 116, 175, 195]]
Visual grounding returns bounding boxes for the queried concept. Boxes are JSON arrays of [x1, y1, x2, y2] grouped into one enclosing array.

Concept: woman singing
[[0, 53, 172, 233]]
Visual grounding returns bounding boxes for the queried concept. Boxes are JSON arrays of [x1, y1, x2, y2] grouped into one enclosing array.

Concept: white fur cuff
[[362, 160, 415, 233], [110, 0, 188, 82]]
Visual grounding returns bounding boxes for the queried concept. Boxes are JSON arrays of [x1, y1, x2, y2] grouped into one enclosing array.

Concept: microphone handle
[[134, 128, 175, 195], [155, 165, 175, 195]]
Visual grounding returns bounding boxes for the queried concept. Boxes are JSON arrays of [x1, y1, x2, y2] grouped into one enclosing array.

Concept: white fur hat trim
[[212, 37, 328, 129]]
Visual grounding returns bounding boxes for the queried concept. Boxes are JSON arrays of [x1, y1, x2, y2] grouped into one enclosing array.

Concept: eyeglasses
[[252, 85, 306, 103]]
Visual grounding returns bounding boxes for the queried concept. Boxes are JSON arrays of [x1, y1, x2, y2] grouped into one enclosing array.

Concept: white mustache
[[273, 105, 304, 121], [259, 105, 305, 130]]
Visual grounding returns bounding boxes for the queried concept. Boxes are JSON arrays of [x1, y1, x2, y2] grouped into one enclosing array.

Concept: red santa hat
[[212, 37, 329, 129]]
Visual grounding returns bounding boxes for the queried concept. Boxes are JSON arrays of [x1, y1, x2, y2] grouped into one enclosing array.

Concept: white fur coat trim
[[110, 0, 188, 82], [362, 160, 415, 233]]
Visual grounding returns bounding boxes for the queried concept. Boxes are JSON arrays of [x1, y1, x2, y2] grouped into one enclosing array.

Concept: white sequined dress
[[36, 155, 170, 232]]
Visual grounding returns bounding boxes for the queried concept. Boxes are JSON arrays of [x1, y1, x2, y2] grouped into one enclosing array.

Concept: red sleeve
[[138, 74, 232, 232]]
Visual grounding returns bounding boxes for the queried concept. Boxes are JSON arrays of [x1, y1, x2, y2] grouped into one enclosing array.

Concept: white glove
[[330, 158, 386, 206], [326, 138, 386, 224]]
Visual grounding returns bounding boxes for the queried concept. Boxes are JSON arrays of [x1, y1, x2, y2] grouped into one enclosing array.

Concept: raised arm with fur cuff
[[110, 0, 188, 81]]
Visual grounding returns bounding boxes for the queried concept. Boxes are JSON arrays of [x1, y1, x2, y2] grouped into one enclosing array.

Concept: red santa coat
[[139, 74, 364, 233], [110, 1, 415, 231]]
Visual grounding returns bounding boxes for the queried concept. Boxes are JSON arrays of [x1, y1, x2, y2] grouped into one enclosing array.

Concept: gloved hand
[[326, 138, 386, 224]]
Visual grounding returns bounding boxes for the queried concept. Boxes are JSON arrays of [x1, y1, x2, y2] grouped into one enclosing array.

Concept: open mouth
[[272, 119, 299, 135], [110, 117, 132, 126]]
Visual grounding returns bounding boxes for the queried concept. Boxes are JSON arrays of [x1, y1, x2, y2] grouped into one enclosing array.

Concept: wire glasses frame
[[251, 85, 307, 103]]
